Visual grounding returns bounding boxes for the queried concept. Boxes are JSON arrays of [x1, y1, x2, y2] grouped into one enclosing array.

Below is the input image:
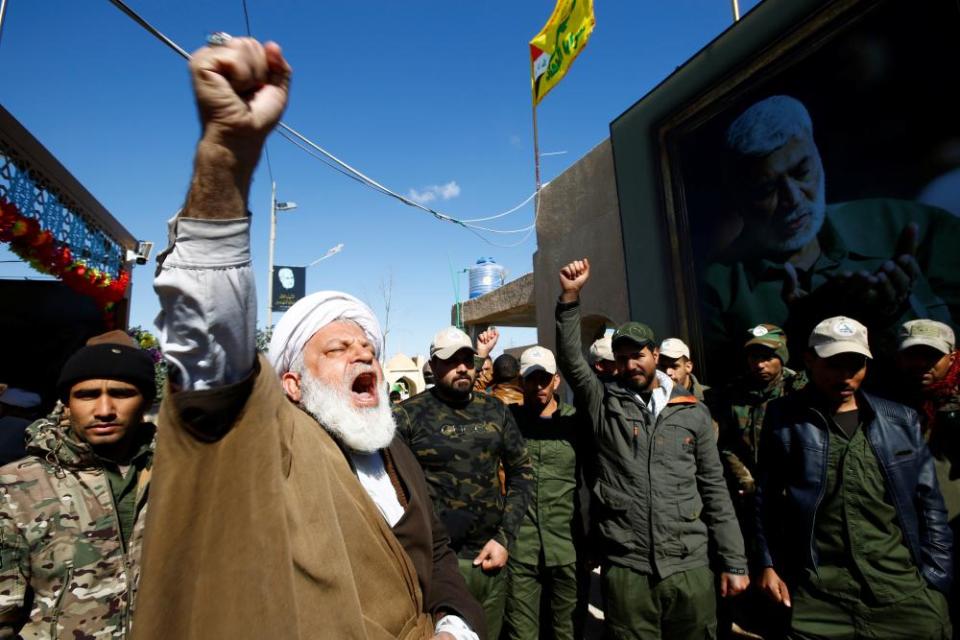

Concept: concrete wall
[[533, 139, 629, 354]]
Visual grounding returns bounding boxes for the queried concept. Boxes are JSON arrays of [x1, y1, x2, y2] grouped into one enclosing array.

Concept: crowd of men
[[0, 36, 956, 640]]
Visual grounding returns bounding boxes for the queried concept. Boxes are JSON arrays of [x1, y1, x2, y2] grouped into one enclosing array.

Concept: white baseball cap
[[898, 319, 955, 355], [589, 336, 614, 364], [520, 346, 557, 377], [659, 338, 690, 360], [430, 327, 476, 360], [809, 316, 872, 359]]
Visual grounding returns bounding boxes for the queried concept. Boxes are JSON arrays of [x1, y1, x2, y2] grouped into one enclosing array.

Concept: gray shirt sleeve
[[153, 215, 256, 391]]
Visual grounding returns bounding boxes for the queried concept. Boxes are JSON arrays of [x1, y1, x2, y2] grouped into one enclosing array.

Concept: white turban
[[267, 290, 383, 375]]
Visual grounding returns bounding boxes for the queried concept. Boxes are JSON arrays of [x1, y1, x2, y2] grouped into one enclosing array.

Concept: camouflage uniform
[[716, 367, 806, 494], [487, 382, 524, 407], [0, 415, 153, 639], [393, 388, 534, 639], [474, 365, 524, 406]]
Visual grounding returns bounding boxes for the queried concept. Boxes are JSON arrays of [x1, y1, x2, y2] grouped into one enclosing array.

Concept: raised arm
[[554, 259, 604, 428], [154, 38, 291, 391], [473, 328, 498, 391]]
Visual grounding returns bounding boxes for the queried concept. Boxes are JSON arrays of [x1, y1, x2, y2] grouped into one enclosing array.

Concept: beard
[[298, 366, 396, 453], [758, 176, 827, 254]]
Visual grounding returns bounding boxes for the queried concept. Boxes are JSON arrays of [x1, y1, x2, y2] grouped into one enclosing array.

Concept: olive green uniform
[[788, 411, 951, 640], [926, 399, 960, 639], [503, 401, 584, 640]]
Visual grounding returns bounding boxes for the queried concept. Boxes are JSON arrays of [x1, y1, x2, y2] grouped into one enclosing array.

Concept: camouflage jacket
[[0, 417, 154, 639], [393, 388, 534, 559], [716, 367, 806, 492], [487, 382, 524, 407]]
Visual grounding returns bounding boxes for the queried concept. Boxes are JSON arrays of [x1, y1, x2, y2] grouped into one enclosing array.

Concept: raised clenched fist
[[559, 258, 591, 302]]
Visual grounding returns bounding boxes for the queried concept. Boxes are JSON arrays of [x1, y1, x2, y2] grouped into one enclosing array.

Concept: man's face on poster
[[278, 268, 296, 289], [736, 134, 827, 254]]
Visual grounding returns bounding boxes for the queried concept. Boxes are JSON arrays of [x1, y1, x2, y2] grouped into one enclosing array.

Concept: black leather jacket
[[754, 389, 953, 594]]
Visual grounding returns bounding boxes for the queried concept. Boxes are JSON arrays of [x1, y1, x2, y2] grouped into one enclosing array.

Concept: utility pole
[[266, 181, 297, 330]]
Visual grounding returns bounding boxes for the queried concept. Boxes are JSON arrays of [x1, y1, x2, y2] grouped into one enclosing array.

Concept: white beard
[[760, 176, 827, 253], [298, 368, 396, 453]]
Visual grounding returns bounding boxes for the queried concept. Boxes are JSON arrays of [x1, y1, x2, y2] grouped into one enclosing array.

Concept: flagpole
[[532, 102, 542, 197]]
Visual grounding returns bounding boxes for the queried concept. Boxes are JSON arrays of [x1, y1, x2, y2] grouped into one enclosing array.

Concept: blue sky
[[0, 0, 761, 360]]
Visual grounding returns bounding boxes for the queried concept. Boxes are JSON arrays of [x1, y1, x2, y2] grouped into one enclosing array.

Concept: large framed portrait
[[612, 0, 960, 383]]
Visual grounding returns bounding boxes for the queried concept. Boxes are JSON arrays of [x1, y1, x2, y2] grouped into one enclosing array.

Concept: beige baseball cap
[[808, 316, 872, 359], [589, 336, 614, 364], [520, 346, 557, 377], [659, 338, 690, 360], [430, 327, 476, 360], [898, 319, 956, 355]]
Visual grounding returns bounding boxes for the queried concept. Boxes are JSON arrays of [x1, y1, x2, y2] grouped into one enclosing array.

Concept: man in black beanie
[[0, 331, 156, 638]]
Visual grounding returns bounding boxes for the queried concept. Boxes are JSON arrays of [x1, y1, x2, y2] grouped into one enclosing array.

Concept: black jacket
[[754, 389, 953, 594]]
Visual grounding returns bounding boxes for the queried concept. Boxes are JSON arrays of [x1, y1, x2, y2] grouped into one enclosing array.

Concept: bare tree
[[379, 272, 394, 363]]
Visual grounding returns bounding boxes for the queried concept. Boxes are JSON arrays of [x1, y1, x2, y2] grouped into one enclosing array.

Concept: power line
[[105, 0, 538, 246], [238, 0, 275, 186], [0, 0, 10, 47], [240, 0, 253, 37], [106, 0, 190, 58]]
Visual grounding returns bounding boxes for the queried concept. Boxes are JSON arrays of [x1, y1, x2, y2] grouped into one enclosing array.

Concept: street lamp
[[267, 181, 298, 329], [305, 243, 344, 268]]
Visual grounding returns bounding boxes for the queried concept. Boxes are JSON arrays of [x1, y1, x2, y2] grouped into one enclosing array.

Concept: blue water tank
[[468, 257, 506, 299]]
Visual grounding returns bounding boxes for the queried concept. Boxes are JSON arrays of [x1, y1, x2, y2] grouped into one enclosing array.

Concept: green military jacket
[[556, 301, 746, 578], [0, 416, 154, 639], [510, 401, 584, 567], [702, 199, 960, 377], [686, 374, 710, 404], [810, 416, 929, 605]]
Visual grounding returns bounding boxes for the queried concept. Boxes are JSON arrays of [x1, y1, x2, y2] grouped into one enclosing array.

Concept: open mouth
[[351, 371, 378, 406]]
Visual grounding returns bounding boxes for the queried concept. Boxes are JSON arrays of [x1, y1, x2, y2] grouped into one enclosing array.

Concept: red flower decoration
[[0, 197, 130, 324]]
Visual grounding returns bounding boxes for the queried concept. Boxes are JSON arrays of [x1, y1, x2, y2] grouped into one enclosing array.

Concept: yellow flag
[[530, 0, 596, 106]]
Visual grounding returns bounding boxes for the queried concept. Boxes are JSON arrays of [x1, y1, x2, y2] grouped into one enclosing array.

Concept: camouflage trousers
[[602, 564, 716, 640], [503, 559, 580, 640], [787, 582, 951, 640], [459, 558, 508, 639]]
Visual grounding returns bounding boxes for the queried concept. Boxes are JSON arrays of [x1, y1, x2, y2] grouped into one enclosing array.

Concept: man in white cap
[[895, 319, 958, 412], [394, 326, 533, 639], [657, 338, 709, 403], [502, 347, 587, 640], [587, 336, 617, 383], [895, 319, 960, 629], [755, 316, 952, 639], [135, 36, 480, 640]]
